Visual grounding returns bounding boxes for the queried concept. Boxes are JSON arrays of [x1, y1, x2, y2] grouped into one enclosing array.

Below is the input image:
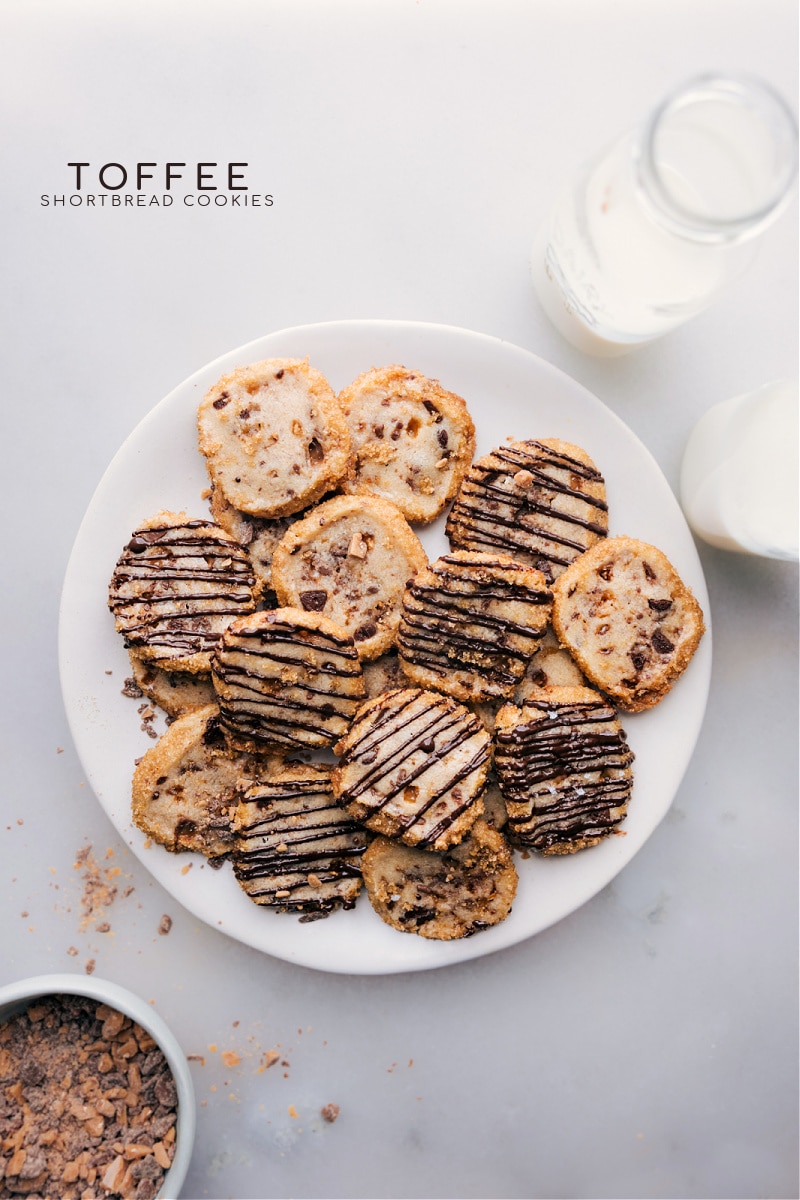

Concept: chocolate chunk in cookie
[[446, 439, 609, 582], [397, 550, 552, 702], [232, 763, 366, 916], [551, 536, 705, 711], [108, 511, 261, 674], [211, 608, 366, 753], [494, 686, 634, 854], [361, 819, 517, 939], [331, 687, 492, 852]]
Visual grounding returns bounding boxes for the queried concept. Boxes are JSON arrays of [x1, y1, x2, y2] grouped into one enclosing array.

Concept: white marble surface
[[1, 3, 797, 1198]]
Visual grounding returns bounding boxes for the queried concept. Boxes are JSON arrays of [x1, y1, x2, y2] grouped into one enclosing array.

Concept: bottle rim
[[635, 72, 799, 243]]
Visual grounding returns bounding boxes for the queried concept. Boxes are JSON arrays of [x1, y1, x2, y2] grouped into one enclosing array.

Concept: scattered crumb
[[180, 863, 193, 876], [158, 914, 173, 936], [187, 1054, 206, 1065], [56, 746, 64, 754], [66, 946, 78, 956], [96, 921, 111, 933], [258, 1050, 280, 1072], [288, 1105, 299, 1119], [85, 958, 96, 974], [221, 1051, 241, 1068], [320, 1103, 340, 1124], [121, 677, 144, 699]]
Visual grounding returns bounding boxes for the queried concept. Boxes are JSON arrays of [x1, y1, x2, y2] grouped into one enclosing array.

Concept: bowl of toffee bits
[[0, 975, 195, 1200]]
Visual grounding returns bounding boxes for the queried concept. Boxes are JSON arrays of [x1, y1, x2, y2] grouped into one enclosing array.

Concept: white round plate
[[59, 320, 711, 975]]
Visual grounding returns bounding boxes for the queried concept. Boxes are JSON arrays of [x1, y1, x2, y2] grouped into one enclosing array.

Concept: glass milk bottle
[[680, 379, 799, 561], [532, 74, 798, 355]]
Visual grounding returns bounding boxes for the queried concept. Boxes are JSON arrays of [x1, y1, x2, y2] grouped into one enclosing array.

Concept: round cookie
[[551, 536, 706, 712], [108, 511, 262, 674], [361, 819, 517, 940], [337, 364, 476, 523], [446, 438, 609, 582], [271, 494, 428, 661], [131, 704, 264, 858], [232, 763, 366, 916], [127, 650, 217, 718], [331, 687, 492, 852], [397, 550, 552, 702], [209, 482, 299, 592], [211, 607, 366, 754], [197, 357, 352, 519], [494, 686, 635, 855]]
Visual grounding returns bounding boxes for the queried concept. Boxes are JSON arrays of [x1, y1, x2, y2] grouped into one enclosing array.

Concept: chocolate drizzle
[[212, 612, 365, 750], [108, 517, 258, 660], [397, 552, 552, 699], [333, 688, 492, 849], [446, 441, 608, 580], [494, 697, 634, 853]]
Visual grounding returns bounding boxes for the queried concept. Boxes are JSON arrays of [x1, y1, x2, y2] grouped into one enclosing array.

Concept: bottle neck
[[632, 73, 798, 246]]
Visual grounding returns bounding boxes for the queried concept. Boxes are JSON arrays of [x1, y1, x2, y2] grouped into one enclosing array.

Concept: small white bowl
[[0, 973, 196, 1200]]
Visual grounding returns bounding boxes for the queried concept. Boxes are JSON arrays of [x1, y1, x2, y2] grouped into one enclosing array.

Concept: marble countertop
[[2, 3, 797, 1198]]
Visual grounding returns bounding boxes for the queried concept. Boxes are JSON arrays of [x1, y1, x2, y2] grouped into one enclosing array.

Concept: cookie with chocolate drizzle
[[361, 819, 517, 940], [397, 550, 552, 702], [494, 686, 634, 855], [108, 511, 261, 674], [232, 763, 367, 917], [211, 607, 366, 753], [445, 438, 609, 582], [551, 536, 705, 712], [331, 687, 492, 852]]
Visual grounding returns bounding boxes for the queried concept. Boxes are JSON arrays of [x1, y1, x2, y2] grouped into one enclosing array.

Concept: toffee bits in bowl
[[0, 975, 195, 1200]]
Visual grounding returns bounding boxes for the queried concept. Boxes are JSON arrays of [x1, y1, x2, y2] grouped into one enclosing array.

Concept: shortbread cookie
[[337, 364, 476, 523], [197, 357, 352, 519], [209, 482, 298, 591], [108, 512, 261, 673], [271, 494, 428, 661], [232, 763, 366, 916], [362, 649, 407, 698], [514, 627, 587, 700], [128, 650, 217, 718], [361, 819, 517, 940], [331, 688, 492, 852], [446, 439, 609, 581], [211, 608, 366, 753], [131, 704, 263, 858], [480, 773, 509, 831], [397, 551, 552, 702], [494, 686, 635, 855], [551, 536, 705, 712]]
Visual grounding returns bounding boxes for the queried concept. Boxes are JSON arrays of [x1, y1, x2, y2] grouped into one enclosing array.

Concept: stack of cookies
[[108, 355, 705, 941]]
